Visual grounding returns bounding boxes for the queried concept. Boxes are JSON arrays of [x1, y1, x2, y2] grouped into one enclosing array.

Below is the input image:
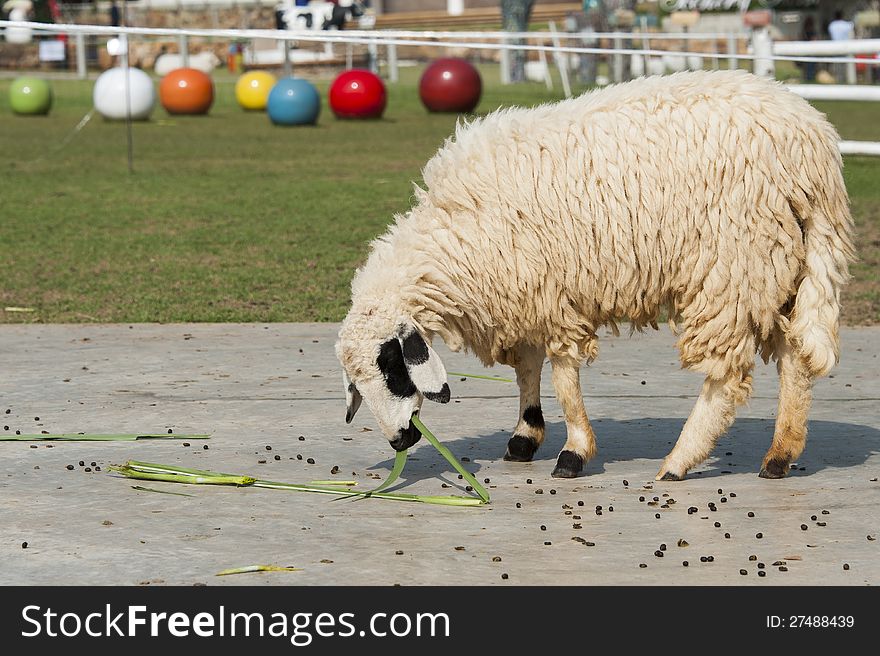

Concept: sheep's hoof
[[758, 457, 790, 479], [503, 435, 538, 462], [551, 450, 584, 478], [657, 470, 683, 482]]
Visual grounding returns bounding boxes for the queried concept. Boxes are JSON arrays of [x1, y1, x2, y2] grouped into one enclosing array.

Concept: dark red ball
[[419, 58, 482, 113], [328, 69, 387, 119]]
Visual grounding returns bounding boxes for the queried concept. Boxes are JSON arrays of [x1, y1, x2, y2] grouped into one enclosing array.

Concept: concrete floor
[[0, 323, 877, 586]]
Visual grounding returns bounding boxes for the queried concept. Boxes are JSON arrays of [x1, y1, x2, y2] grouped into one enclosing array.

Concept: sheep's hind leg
[[759, 340, 813, 479], [655, 371, 752, 481], [504, 345, 546, 462], [550, 357, 597, 478]]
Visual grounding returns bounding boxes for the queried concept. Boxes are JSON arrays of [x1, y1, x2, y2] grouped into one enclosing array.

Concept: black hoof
[[759, 457, 789, 479], [504, 435, 538, 462], [551, 450, 584, 478], [659, 471, 683, 481]]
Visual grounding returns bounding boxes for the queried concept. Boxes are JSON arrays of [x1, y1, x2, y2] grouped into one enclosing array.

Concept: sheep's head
[[336, 314, 450, 451]]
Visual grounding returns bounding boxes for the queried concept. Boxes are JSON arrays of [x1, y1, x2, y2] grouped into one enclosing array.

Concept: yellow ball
[[234, 71, 277, 111]]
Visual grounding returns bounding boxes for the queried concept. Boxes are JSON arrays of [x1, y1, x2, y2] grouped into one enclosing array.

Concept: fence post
[[368, 40, 379, 75], [548, 21, 571, 98], [751, 27, 774, 77], [846, 60, 857, 85], [613, 35, 623, 83], [75, 31, 87, 79], [387, 43, 399, 83], [282, 40, 292, 77], [178, 34, 189, 68], [727, 33, 737, 70], [537, 44, 553, 90], [500, 41, 511, 85]]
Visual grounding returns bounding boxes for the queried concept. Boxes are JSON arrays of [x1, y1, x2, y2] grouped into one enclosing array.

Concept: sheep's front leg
[[503, 345, 546, 462], [550, 356, 597, 478]]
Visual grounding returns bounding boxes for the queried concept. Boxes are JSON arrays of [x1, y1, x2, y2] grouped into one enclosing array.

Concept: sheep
[[335, 69, 855, 480]]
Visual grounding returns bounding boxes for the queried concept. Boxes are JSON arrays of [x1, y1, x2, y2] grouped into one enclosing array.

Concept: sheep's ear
[[342, 370, 362, 423], [397, 326, 450, 403]]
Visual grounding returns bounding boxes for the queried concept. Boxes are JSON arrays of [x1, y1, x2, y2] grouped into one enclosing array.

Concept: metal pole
[[178, 34, 189, 68], [121, 33, 134, 175], [500, 40, 511, 85], [846, 60, 857, 85], [368, 39, 379, 75], [727, 33, 737, 70], [282, 40, 292, 77], [752, 27, 774, 78], [613, 35, 623, 83], [387, 43, 398, 83], [537, 45, 552, 90], [548, 21, 571, 98], [75, 31, 87, 79]]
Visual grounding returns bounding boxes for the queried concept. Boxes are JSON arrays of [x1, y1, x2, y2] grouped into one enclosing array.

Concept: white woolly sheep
[[336, 69, 855, 480]]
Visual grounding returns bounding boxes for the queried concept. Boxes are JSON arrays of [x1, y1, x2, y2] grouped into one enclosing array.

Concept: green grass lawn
[[1, 65, 878, 324]]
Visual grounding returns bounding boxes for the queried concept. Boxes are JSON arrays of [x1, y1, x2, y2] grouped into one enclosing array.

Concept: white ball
[[93, 67, 156, 121]]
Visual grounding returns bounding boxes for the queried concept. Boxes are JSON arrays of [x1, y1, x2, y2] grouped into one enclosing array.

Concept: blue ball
[[267, 78, 321, 126]]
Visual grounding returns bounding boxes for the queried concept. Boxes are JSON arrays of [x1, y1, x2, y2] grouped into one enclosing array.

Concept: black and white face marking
[[377, 338, 418, 399], [339, 324, 450, 451], [396, 326, 450, 403]]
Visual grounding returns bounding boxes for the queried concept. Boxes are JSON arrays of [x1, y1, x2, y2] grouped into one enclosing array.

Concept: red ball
[[328, 69, 387, 119], [419, 58, 482, 113], [159, 68, 214, 115]]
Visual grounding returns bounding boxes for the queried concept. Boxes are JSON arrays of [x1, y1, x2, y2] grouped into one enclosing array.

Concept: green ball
[[10, 77, 53, 115]]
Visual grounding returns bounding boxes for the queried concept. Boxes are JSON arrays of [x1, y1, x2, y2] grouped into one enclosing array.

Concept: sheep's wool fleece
[[350, 70, 854, 379]]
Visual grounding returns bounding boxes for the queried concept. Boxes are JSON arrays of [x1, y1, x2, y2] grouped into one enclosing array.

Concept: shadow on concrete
[[375, 418, 880, 484]]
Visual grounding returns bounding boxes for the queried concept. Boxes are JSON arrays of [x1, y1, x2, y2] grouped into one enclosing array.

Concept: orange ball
[[159, 68, 214, 115]]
